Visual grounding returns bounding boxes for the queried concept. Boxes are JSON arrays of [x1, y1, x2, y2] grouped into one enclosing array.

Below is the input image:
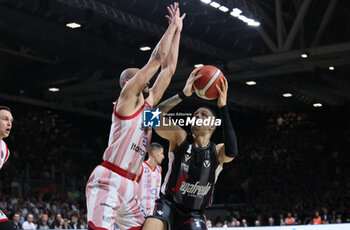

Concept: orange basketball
[[194, 65, 226, 100]]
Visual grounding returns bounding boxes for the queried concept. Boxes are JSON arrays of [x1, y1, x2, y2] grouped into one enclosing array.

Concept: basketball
[[194, 65, 226, 100]]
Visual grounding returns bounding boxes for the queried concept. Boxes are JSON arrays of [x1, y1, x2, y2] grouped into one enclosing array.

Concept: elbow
[[226, 149, 238, 158]]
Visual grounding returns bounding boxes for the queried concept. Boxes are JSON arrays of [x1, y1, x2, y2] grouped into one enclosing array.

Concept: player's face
[[191, 108, 214, 133], [0, 110, 13, 139], [154, 148, 164, 165]]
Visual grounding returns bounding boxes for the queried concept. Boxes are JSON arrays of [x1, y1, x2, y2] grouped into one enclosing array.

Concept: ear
[[152, 150, 157, 156]]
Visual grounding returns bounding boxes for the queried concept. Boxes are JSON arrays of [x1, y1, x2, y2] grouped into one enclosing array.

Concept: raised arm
[[146, 4, 185, 107], [153, 68, 201, 147], [118, 3, 182, 112], [216, 78, 238, 166]]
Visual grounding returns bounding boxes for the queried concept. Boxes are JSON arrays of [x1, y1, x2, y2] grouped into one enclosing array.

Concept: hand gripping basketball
[[183, 67, 202, 97], [215, 77, 228, 108]]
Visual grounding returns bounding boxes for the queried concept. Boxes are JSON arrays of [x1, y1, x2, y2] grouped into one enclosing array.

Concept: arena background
[[0, 0, 349, 229]]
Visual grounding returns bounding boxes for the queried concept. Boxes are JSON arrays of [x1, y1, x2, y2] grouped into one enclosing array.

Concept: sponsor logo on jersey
[[203, 160, 210, 168], [1, 151, 3, 158], [157, 210, 163, 216], [179, 181, 212, 196], [150, 188, 158, 195], [130, 143, 147, 156], [100, 203, 113, 209], [181, 163, 189, 173], [184, 153, 191, 162]]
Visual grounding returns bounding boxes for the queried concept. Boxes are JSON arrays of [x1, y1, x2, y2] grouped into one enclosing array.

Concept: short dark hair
[[0, 106, 11, 113], [148, 142, 163, 156], [198, 106, 217, 119]]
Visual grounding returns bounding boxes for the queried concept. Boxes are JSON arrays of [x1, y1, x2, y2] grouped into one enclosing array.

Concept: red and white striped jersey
[[103, 101, 152, 174], [0, 139, 9, 170], [137, 161, 162, 215]]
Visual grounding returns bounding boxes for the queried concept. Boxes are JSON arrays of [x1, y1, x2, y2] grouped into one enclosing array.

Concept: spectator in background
[[0, 196, 7, 210], [11, 213, 22, 230], [236, 220, 241, 227], [336, 216, 342, 223], [215, 220, 223, 227], [313, 211, 322, 224], [206, 219, 212, 228], [285, 212, 296, 225], [268, 217, 275, 226], [22, 214, 36, 230], [255, 220, 260, 226], [50, 214, 64, 229], [228, 219, 236, 227], [37, 214, 49, 229], [294, 213, 300, 225], [331, 210, 338, 223], [279, 214, 285, 225], [322, 208, 330, 224], [18, 211, 25, 225], [68, 215, 80, 229], [241, 219, 248, 227]]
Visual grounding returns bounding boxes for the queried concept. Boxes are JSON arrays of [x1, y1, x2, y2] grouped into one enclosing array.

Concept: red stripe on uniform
[[0, 219, 9, 223], [114, 101, 147, 120], [88, 221, 109, 230], [101, 161, 136, 180], [172, 174, 189, 192], [4, 142, 9, 162], [127, 226, 142, 230], [179, 219, 195, 228]]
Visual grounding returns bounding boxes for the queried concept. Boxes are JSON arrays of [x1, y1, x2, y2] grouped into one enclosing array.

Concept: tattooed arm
[[153, 68, 201, 150]]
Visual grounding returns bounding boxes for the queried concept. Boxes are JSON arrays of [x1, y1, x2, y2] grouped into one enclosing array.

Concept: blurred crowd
[[210, 108, 350, 226], [0, 193, 86, 229], [0, 107, 349, 228]]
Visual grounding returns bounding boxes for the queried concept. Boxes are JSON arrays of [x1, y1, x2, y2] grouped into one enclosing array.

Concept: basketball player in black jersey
[[142, 69, 238, 230]]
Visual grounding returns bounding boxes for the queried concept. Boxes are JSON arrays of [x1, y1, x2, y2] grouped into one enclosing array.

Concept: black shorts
[[0, 221, 14, 230], [147, 197, 207, 230]]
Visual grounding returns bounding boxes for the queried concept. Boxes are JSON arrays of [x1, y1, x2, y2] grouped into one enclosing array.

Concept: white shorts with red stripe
[[0, 209, 8, 223], [86, 162, 145, 230]]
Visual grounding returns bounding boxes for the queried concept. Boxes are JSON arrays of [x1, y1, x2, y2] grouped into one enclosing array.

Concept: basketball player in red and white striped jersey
[[0, 106, 14, 230], [86, 3, 185, 230], [135, 143, 164, 216]]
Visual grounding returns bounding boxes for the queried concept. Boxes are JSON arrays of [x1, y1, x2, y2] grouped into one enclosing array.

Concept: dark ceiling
[[0, 0, 349, 118]]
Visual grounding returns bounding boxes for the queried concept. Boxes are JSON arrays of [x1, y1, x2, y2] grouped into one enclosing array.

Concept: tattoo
[[155, 51, 162, 61], [156, 94, 182, 113]]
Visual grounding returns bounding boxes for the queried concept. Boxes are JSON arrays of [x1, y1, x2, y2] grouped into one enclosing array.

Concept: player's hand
[[216, 78, 228, 108], [183, 67, 202, 97], [166, 2, 186, 31]]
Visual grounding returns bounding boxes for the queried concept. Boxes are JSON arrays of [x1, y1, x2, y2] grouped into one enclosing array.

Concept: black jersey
[[161, 134, 223, 211]]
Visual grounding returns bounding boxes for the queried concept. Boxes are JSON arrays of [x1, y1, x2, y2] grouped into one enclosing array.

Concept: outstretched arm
[[216, 78, 238, 165], [147, 4, 185, 107], [118, 3, 183, 110]]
